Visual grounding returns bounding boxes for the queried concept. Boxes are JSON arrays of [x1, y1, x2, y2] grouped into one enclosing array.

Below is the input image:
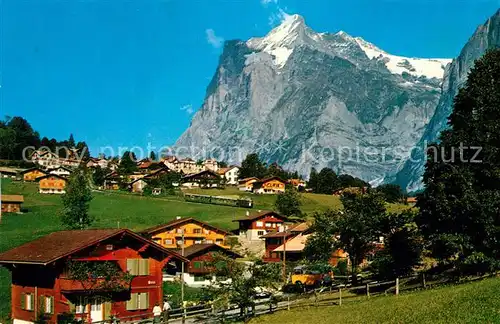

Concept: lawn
[[0, 181, 251, 319], [184, 187, 343, 214], [0, 181, 411, 319], [251, 277, 500, 324]]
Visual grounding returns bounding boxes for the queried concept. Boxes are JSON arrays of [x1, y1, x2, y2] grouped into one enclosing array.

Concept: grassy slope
[[251, 277, 500, 324], [0, 181, 410, 319]]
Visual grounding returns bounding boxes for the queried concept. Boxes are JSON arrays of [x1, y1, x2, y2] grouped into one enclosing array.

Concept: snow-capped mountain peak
[[247, 13, 452, 79], [354, 37, 452, 79]]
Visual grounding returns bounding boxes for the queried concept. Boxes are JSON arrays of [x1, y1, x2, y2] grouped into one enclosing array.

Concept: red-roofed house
[[0, 229, 187, 324], [173, 244, 241, 287], [234, 211, 290, 241]]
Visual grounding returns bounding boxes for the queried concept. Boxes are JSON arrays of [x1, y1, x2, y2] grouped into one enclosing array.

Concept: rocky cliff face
[[393, 9, 500, 192], [176, 14, 452, 184]]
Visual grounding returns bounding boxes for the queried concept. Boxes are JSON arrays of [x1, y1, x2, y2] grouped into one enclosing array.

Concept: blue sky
[[1, 0, 499, 157]]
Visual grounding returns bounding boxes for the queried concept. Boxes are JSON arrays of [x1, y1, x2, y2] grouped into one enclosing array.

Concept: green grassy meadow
[[251, 277, 500, 324], [0, 180, 411, 319]]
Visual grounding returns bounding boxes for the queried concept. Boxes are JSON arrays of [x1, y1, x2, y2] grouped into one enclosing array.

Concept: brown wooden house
[[234, 211, 290, 241], [175, 244, 241, 287], [1, 195, 24, 213], [37, 174, 68, 194], [0, 229, 187, 324]]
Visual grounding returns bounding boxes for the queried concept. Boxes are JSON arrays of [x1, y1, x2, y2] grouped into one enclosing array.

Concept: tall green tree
[[376, 184, 404, 203], [417, 49, 500, 274], [307, 168, 319, 192], [149, 150, 157, 161], [68, 133, 76, 148], [76, 141, 90, 160], [6, 117, 40, 159], [305, 192, 386, 283], [371, 209, 423, 279], [61, 169, 94, 229], [316, 167, 338, 194], [118, 151, 138, 175], [275, 188, 302, 218], [239, 153, 267, 179]]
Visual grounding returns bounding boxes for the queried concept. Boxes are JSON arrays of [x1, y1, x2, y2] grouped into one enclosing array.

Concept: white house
[[48, 166, 72, 177], [217, 166, 240, 185]]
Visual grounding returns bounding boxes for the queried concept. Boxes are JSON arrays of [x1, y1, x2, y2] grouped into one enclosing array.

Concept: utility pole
[[282, 232, 287, 283], [181, 228, 185, 324]]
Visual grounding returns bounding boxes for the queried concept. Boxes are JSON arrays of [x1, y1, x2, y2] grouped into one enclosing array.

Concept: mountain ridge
[[175, 12, 498, 187]]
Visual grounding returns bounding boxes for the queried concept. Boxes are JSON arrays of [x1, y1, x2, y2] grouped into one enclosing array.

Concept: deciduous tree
[[61, 169, 94, 229]]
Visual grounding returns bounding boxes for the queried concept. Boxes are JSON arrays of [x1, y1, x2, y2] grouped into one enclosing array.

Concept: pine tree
[[417, 49, 500, 274]]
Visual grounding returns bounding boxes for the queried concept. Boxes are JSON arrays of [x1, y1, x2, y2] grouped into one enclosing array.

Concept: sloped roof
[[1, 195, 24, 203], [141, 217, 230, 235], [0, 229, 188, 265], [175, 244, 241, 259], [233, 210, 288, 222], [182, 170, 220, 180], [20, 167, 47, 175], [273, 234, 311, 252], [36, 174, 68, 182]]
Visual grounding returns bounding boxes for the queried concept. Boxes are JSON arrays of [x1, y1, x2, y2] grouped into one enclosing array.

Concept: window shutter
[[30, 294, 35, 311], [127, 259, 140, 275], [126, 293, 137, 311], [139, 259, 150, 275], [20, 292, 26, 310], [139, 293, 149, 309], [39, 296, 45, 313], [104, 301, 112, 319], [50, 296, 55, 314]]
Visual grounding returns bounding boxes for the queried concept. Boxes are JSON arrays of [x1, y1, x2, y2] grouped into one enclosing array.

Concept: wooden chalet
[[173, 244, 241, 287], [252, 177, 286, 194], [37, 174, 68, 194], [1, 195, 24, 213], [141, 217, 230, 249], [234, 211, 290, 241], [0, 167, 20, 179], [0, 229, 187, 324], [181, 170, 222, 188], [238, 177, 258, 191], [21, 168, 47, 182]]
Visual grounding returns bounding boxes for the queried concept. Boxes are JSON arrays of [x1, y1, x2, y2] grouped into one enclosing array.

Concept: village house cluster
[[0, 208, 362, 323]]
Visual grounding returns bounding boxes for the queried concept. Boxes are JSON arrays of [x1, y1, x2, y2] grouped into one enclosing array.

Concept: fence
[[93, 273, 496, 324]]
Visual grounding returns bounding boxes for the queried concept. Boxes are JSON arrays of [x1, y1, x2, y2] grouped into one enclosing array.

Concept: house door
[[90, 298, 103, 323]]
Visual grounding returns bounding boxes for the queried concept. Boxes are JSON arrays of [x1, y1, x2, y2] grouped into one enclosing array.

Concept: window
[[42, 296, 54, 314], [164, 239, 173, 245], [257, 231, 265, 236], [21, 293, 35, 311], [256, 221, 263, 227], [272, 223, 276, 228], [75, 297, 85, 314], [193, 261, 203, 269], [216, 239, 223, 244], [193, 228, 202, 234], [126, 259, 150, 276], [177, 229, 183, 234], [265, 223, 271, 228], [195, 240, 202, 244], [205, 240, 213, 244], [126, 292, 149, 310]]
